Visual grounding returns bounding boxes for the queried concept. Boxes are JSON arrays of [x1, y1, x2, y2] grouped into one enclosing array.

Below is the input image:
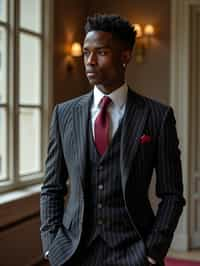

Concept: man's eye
[[98, 50, 107, 55], [83, 51, 89, 56]]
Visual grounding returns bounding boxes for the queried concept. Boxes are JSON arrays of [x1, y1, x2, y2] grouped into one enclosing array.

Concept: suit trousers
[[62, 236, 155, 266]]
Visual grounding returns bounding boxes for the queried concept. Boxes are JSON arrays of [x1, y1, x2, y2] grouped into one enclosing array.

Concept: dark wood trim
[[0, 210, 39, 232]]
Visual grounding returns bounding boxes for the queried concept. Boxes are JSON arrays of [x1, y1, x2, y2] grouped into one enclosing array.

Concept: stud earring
[[123, 63, 126, 68]]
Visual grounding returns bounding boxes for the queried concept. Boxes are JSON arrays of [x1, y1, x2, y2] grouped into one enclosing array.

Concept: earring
[[123, 63, 126, 68]]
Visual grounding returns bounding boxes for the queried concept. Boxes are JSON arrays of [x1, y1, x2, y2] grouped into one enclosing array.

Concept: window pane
[[0, 108, 7, 180], [19, 108, 41, 175], [20, 0, 42, 33], [0, 26, 7, 103], [19, 33, 41, 105], [0, 0, 7, 22]]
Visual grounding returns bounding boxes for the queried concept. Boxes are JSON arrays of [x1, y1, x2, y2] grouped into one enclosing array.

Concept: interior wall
[[53, 0, 171, 105], [0, 194, 43, 266], [53, 0, 89, 105], [86, 0, 171, 104]]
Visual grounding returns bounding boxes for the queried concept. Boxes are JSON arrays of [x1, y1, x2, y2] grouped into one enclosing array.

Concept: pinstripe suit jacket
[[40, 88, 185, 266]]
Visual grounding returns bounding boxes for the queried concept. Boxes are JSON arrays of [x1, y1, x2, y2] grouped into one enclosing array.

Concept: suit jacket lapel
[[72, 91, 93, 185], [120, 89, 149, 195]]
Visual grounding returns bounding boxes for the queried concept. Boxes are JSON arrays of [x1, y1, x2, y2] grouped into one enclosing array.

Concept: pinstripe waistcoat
[[82, 119, 139, 248], [40, 88, 185, 266]]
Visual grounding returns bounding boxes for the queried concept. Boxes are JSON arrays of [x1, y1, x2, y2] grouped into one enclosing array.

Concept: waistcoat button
[[98, 184, 104, 190]]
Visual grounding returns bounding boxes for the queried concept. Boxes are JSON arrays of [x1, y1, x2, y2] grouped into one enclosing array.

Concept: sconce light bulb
[[144, 24, 155, 36], [133, 24, 143, 38], [71, 42, 82, 57]]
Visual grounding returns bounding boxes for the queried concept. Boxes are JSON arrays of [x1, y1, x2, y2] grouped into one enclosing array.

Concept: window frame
[[0, 0, 10, 183], [0, 0, 53, 193]]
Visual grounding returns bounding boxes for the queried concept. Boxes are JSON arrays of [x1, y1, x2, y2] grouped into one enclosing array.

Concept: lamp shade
[[133, 24, 143, 38], [144, 24, 155, 36], [71, 42, 82, 57]]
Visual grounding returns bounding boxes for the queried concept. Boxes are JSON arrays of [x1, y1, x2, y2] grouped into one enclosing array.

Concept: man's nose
[[87, 52, 97, 65]]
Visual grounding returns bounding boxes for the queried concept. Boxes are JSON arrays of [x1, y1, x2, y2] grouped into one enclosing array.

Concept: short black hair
[[84, 14, 136, 50]]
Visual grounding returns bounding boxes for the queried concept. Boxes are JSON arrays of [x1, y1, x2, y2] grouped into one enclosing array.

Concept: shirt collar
[[93, 83, 128, 109]]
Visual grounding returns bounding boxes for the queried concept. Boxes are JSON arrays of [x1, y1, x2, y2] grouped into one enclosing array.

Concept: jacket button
[[98, 184, 104, 190]]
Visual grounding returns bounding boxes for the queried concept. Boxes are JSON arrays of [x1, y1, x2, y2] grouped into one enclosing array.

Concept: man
[[40, 14, 185, 266]]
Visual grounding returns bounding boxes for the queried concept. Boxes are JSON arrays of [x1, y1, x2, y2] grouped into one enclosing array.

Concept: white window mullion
[[0, 0, 17, 192], [0, 0, 10, 189], [41, 0, 53, 174]]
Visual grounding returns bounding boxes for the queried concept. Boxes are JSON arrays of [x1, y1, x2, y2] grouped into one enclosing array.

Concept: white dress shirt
[[91, 83, 128, 140]]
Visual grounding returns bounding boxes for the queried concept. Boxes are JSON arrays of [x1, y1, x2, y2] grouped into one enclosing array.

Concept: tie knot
[[100, 96, 112, 110]]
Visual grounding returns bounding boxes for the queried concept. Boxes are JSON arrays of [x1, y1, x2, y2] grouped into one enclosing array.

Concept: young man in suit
[[40, 14, 185, 266]]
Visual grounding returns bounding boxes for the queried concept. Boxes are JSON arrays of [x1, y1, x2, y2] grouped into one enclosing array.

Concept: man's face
[[83, 31, 129, 92]]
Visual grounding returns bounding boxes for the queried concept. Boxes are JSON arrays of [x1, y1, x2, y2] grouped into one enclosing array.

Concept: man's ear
[[121, 50, 132, 65]]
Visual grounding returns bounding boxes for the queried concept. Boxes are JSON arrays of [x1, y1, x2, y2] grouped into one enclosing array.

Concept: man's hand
[[147, 256, 156, 265]]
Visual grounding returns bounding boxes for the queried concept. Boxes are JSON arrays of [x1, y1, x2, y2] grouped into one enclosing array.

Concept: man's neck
[[96, 81, 125, 94]]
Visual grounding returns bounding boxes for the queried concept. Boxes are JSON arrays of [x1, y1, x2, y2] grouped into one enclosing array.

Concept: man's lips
[[86, 72, 98, 77]]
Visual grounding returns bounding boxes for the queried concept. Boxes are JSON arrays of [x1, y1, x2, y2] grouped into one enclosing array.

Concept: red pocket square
[[140, 134, 152, 144]]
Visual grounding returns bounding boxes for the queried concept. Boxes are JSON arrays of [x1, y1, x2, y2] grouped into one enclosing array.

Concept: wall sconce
[[133, 24, 155, 63], [65, 42, 82, 72]]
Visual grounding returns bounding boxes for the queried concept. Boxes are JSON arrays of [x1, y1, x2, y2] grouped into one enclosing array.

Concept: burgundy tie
[[94, 96, 112, 155]]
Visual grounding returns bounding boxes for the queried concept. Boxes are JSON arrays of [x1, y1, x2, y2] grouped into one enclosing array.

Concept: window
[[0, 0, 53, 192]]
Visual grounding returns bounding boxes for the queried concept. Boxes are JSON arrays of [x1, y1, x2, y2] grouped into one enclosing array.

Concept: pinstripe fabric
[[64, 237, 149, 266], [40, 88, 185, 266], [75, 120, 148, 265], [83, 120, 139, 246]]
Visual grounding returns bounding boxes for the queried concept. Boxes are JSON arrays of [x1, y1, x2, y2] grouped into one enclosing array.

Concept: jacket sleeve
[[40, 104, 68, 255], [146, 107, 186, 263]]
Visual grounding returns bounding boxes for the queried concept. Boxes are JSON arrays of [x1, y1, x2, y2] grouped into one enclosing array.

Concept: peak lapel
[[120, 89, 149, 195], [72, 91, 93, 185]]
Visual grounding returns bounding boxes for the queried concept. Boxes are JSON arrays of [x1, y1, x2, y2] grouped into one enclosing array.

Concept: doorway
[[170, 0, 200, 250]]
